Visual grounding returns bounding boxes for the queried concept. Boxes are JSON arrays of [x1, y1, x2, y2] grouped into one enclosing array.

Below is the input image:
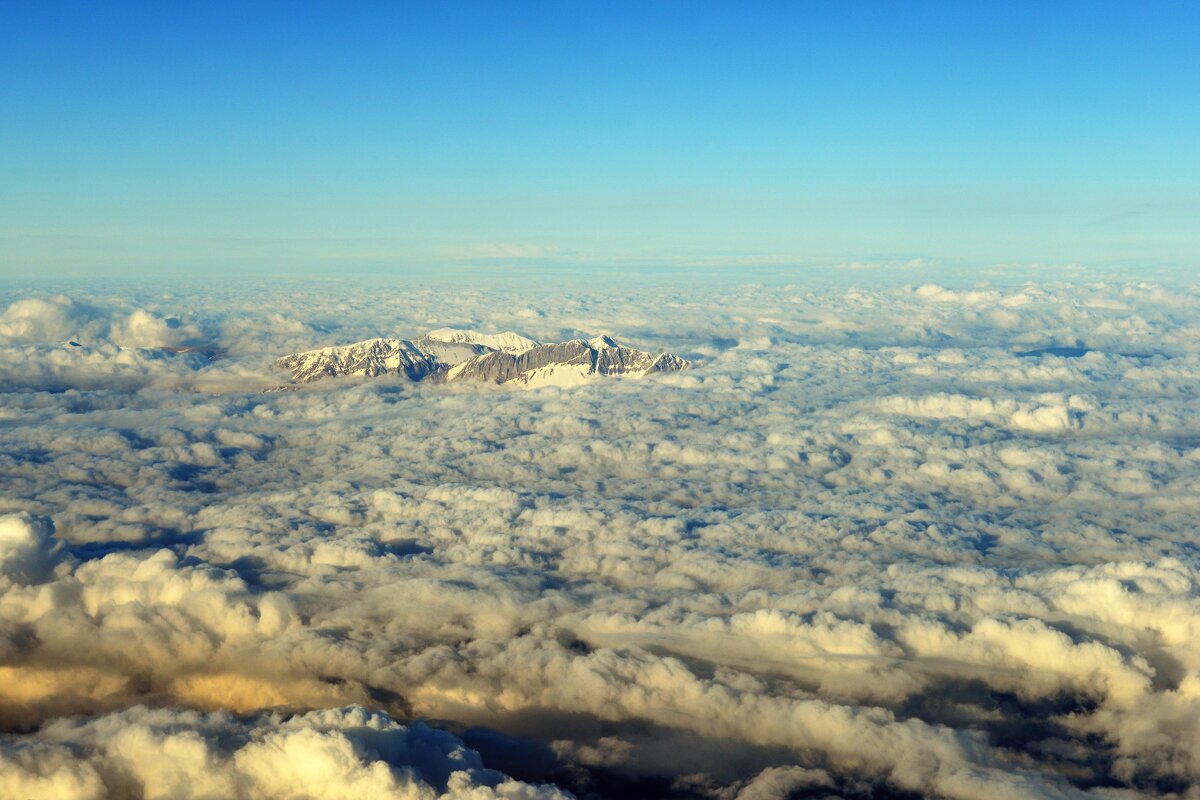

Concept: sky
[[1, 1, 1198, 278]]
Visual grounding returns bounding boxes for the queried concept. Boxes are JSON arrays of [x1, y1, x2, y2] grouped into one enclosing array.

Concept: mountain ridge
[[276, 329, 690, 387]]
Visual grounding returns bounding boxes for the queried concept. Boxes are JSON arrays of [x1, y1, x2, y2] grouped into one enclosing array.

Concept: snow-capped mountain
[[275, 338, 443, 384], [275, 330, 689, 387]]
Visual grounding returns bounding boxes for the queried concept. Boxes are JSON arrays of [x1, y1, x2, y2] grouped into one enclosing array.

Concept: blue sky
[[1, 1, 1197, 278]]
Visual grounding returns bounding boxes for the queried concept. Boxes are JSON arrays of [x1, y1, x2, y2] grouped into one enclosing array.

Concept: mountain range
[[276, 329, 690, 387]]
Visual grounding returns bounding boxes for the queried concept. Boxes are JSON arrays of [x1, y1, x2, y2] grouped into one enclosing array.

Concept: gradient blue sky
[[1, 1, 1197, 278]]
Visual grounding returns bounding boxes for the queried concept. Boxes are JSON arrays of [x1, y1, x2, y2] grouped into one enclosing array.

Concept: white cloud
[[0, 295, 201, 348], [0, 296, 100, 343], [0, 276, 1199, 797], [0, 705, 570, 799], [0, 514, 65, 586]]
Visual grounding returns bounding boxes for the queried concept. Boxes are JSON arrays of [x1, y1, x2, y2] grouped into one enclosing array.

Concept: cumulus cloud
[[0, 295, 231, 391], [0, 295, 201, 348], [0, 513, 65, 585], [0, 705, 569, 799], [1, 276, 1199, 797], [0, 296, 101, 343]]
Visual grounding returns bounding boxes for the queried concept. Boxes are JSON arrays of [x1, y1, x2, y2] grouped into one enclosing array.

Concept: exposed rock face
[[276, 330, 690, 387]]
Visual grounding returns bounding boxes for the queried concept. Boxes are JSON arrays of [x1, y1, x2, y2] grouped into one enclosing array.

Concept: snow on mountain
[[587, 334, 619, 350], [422, 328, 540, 354], [407, 335, 491, 366], [276, 332, 690, 387], [506, 362, 595, 388]]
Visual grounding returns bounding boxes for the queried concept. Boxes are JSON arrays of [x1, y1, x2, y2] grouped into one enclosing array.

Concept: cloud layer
[[1, 277, 1199, 798]]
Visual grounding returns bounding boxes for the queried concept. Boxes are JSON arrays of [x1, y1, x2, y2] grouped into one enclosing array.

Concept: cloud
[[0, 276, 1199, 796], [912, 284, 1002, 306], [0, 513, 65, 585], [0, 705, 570, 799], [875, 393, 1085, 433], [0, 296, 101, 343], [0, 295, 201, 348]]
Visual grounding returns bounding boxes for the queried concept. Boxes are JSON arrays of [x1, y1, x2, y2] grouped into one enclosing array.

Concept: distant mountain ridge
[[276, 328, 690, 387]]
